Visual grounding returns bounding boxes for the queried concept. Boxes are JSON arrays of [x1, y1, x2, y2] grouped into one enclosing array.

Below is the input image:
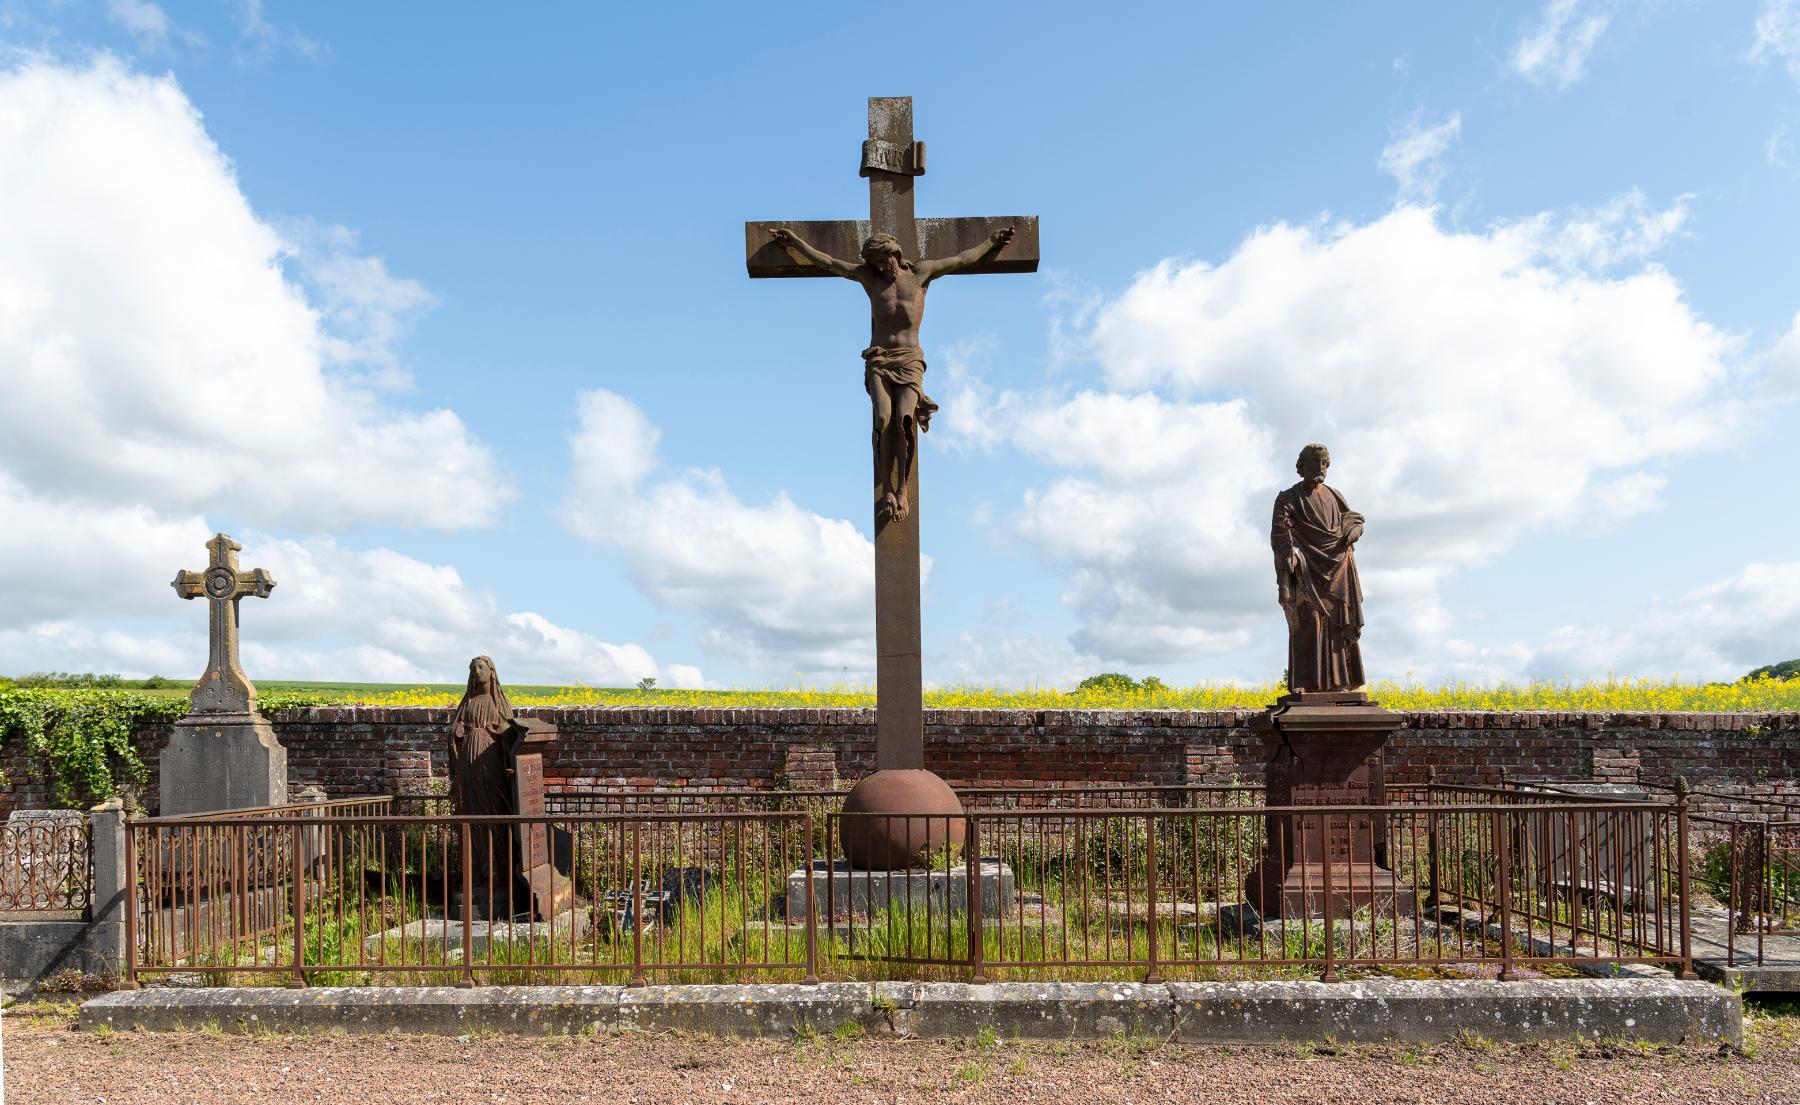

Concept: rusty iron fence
[[545, 785, 1268, 815], [1650, 783, 1797, 968], [127, 809, 821, 987], [153, 796, 396, 822], [1487, 777, 1798, 969], [0, 813, 92, 916], [123, 789, 1695, 987]]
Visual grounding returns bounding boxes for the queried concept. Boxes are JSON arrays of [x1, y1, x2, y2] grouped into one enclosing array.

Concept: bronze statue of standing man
[[768, 225, 1013, 522], [1272, 444, 1366, 694]]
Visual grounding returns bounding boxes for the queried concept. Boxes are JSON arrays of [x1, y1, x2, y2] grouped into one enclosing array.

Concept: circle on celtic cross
[[204, 567, 235, 598]]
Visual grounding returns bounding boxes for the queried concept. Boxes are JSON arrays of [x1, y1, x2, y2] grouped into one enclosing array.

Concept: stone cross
[[746, 97, 1039, 772], [172, 532, 275, 716]]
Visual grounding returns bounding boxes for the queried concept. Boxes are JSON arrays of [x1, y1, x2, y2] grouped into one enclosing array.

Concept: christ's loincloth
[[862, 346, 939, 431]]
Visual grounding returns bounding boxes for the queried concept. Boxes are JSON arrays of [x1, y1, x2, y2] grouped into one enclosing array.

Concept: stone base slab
[[79, 978, 1739, 1046], [784, 860, 1014, 919]]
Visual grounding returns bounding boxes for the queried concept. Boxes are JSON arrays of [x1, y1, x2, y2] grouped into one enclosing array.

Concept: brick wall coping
[[262, 705, 1800, 731]]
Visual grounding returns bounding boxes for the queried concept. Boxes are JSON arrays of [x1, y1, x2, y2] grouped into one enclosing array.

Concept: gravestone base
[[1245, 695, 1412, 919], [158, 713, 287, 816], [785, 859, 1014, 920], [1247, 862, 1416, 921]]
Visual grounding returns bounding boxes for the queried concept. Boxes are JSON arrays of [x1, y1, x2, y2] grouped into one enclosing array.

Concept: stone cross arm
[[172, 559, 275, 606], [745, 215, 1039, 278], [172, 532, 274, 716]]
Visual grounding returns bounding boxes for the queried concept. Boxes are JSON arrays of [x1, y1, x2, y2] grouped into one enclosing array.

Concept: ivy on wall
[[0, 688, 336, 807], [0, 689, 179, 805]]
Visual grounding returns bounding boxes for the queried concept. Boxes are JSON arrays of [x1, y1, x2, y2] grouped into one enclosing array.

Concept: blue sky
[[1, 1, 1797, 690]]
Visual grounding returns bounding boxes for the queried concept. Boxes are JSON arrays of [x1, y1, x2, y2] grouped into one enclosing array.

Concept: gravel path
[[5, 1003, 1798, 1105]]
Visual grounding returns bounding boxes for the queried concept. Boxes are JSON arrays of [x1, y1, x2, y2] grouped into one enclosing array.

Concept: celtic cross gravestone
[[160, 533, 289, 815], [171, 532, 275, 714]]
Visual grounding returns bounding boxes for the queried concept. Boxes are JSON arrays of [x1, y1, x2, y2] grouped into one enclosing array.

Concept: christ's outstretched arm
[[916, 226, 1014, 282], [768, 228, 862, 279]]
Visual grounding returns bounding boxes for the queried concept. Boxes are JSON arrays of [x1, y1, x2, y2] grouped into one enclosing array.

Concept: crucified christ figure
[[768, 225, 1014, 522]]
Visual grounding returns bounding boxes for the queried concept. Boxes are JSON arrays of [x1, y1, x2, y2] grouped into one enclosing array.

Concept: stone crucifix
[[746, 97, 1038, 865], [172, 532, 275, 716]]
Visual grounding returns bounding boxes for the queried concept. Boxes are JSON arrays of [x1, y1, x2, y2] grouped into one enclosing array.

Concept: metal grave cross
[[172, 532, 275, 716], [745, 97, 1039, 771]]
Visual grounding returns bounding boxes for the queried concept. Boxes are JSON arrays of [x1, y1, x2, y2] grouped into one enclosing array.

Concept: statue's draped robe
[[1272, 481, 1366, 692], [863, 345, 939, 494], [449, 695, 517, 910]]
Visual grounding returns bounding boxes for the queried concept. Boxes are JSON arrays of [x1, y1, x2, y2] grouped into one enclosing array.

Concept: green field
[[32, 675, 1797, 712]]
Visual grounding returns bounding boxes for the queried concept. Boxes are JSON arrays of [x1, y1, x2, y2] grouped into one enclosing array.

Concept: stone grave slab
[[362, 911, 592, 957]]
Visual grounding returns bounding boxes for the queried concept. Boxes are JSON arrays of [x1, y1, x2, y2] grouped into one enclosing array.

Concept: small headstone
[[1215, 903, 1263, 938]]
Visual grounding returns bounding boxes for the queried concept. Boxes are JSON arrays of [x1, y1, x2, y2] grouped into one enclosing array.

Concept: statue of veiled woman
[[448, 655, 519, 819], [448, 655, 527, 918]]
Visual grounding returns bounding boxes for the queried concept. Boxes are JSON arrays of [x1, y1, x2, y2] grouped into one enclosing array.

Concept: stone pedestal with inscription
[[510, 719, 577, 922], [160, 713, 287, 817], [1244, 693, 1411, 919]]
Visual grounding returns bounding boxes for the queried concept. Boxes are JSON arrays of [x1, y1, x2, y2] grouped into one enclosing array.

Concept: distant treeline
[[0, 672, 184, 689]]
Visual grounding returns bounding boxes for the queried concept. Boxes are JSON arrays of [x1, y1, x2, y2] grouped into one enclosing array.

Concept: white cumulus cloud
[[954, 200, 1743, 681], [0, 56, 507, 530], [1525, 562, 1800, 681], [1759, 310, 1800, 400], [0, 57, 687, 690], [1503, 189, 1693, 271], [106, 0, 174, 50], [0, 499, 700, 688], [1512, 0, 1618, 89], [1752, 0, 1800, 84], [1378, 111, 1462, 205], [562, 390, 891, 676]]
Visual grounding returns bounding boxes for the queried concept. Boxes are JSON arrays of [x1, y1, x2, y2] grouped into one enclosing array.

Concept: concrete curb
[[78, 978, 1740, 1046]]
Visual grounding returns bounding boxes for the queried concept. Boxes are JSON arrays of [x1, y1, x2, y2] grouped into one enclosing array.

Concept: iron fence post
[[121, 820, 139, 990], [288, 822, 305, 988], [825, 813, 836, 955], [1144, 812, 1162, 984], [967, 814, 985, 984], [1495, 809, 1516, 981], [1675, 777, 1696, 979], [803, 814, 820, 985], [1320, 816, 1338, 984], [458, 821, 475, 988], [234, 824, 249, 951], [1728, 821, 1739, 967], [1425, 809, 1441, 908], [629, 819, 647, 988]]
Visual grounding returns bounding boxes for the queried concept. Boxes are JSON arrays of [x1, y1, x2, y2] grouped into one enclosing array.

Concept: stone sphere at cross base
[[837, 768, 966, 870]]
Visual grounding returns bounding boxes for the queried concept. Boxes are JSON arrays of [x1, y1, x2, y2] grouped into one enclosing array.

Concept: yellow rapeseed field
[[347, 676, 1800, 712]]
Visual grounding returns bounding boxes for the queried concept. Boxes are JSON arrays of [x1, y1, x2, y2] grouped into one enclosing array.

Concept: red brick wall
[[3, 707, 1796, 814]]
